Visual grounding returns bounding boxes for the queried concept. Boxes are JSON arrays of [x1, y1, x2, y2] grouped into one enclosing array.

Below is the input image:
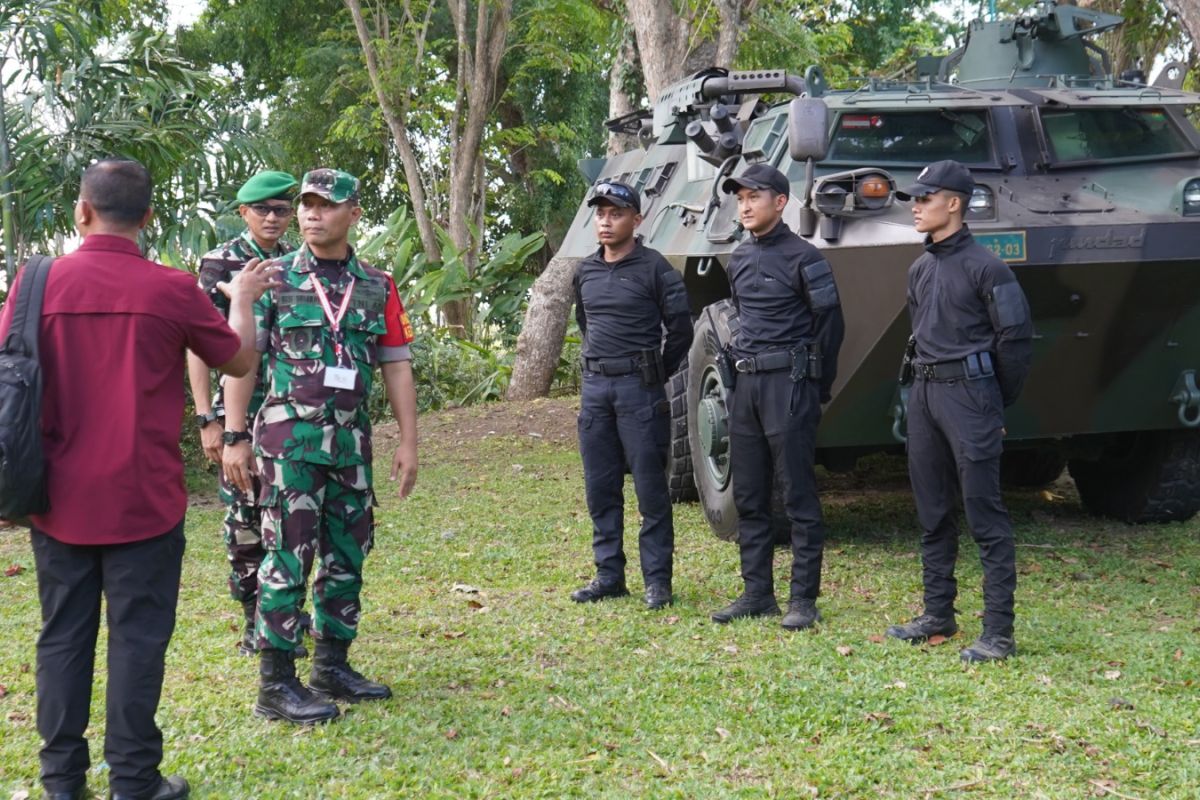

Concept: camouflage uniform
[[252, 242, 413, 651], [197, 231, 294, 602]]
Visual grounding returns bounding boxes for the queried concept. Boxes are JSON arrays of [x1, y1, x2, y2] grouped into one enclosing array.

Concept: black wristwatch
[[222, 430, 253, 446], [194, 410, 221, 430]]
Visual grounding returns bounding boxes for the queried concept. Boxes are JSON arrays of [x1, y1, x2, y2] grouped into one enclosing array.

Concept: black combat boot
[[253, 648, 339, 724], [308, 638, 393, 703]]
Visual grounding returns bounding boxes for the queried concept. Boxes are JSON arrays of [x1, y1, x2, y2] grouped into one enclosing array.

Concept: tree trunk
[[506, 254, 579, 401], [625, 0, 691, 101], [607, 26, 641, 157], [715, 0, 745, 68], [444, 0, 512, 338], [1164, 0, 1200, 50]]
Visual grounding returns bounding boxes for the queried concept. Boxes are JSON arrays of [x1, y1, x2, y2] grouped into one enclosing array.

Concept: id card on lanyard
[[311, 276, 358, 390]]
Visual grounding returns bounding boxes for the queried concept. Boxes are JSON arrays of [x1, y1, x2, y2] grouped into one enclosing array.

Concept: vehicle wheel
[[1068, 430, 1200, 523], [666, 361, 698, 502], [1000, 448, 1067, 488], [687, 301, 739, 541]]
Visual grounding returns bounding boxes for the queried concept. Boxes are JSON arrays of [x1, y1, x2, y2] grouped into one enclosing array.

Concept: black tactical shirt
[[574, 240, 693, 375], [727, 221, 845, 399], [907, 225, 1034, 405]]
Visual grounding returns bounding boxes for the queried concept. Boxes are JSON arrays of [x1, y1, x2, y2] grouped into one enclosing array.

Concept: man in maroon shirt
[[0, 159, 277, 800]]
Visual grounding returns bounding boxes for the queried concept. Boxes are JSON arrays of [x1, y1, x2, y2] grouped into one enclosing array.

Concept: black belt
[[734, 351, 791, 374], [583, 356, 640, 377], [915, 353, 994, 382]]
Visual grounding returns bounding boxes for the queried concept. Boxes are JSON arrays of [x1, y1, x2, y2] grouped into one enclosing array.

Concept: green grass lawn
[[1, 426, 1198, 799]]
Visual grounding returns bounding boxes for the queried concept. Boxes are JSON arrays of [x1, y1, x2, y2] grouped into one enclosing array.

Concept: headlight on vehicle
[[1182, 179, 1200, 216], [854, 173, 892, 211], [966, 184, 996, 221]]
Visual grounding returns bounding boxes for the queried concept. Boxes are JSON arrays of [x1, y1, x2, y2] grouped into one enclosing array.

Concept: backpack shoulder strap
[[7, 255, 54, 359]]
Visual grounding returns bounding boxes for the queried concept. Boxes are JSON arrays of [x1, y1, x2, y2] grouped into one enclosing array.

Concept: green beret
[[236, 171, 299, 204], [299, 169, 360, 204]]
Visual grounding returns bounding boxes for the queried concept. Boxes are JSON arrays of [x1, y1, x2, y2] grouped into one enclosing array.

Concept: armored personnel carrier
[[558, 0, 1200, 537]]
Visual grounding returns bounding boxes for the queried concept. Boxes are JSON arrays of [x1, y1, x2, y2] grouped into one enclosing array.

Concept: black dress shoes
[[644, 584, 673, 609], [110, 774, 189, 800], [885, 613, 958, 643], [711, 592, 781, 623], [781, 598, 821, 630], [570, 579, 630, 603], [45, 787, 87, 800]]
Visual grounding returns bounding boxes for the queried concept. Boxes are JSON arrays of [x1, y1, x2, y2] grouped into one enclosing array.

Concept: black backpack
[[0, 255, 53, 521]]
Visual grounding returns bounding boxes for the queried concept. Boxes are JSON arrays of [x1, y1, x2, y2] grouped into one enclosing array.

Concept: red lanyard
[[310, 276, 356, 363]]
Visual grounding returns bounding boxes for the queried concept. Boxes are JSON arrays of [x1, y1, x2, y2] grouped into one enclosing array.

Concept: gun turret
[[940, 0, 1123, 88]]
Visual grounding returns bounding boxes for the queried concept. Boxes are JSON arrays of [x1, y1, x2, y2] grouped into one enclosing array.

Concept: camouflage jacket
[[197, 231, 295, 417], [253, 244, 395, 467]]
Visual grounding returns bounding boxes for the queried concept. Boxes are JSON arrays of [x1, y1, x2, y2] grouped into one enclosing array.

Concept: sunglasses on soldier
[[594, 183, 636, 204], [248, 203, 294, 218]]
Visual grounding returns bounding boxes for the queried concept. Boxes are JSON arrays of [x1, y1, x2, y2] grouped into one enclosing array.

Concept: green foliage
[[358, 205, 546, 341], [364, 329, 580, 418], [364, 330, 506, 416], [1, 4, 276, 266], [356, 205, 560, 413], [496, 0, 613, 247]]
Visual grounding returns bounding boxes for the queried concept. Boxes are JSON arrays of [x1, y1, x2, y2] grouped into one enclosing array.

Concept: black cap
[[587, 181, 641, 213], [721, 163, 790, 196], [896, 160, 975, 201]]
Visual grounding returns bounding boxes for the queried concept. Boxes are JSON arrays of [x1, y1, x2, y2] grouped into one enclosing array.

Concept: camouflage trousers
[[255, 457, 376, 651], [217, 466, 264, 602]]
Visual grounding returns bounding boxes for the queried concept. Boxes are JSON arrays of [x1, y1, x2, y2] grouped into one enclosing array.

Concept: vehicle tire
[[666, 361, 698, 502], [1000, 448, 1067, 488], [687, 301, 739, 541], [1068, 429, 1200, 523]]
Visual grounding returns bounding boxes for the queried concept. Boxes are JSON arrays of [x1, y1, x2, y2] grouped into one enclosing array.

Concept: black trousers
[[577, 371, 674, 587], [906, 376, 1016, 635], [729, 371, 825, 600], [31, 520, 186, 797]]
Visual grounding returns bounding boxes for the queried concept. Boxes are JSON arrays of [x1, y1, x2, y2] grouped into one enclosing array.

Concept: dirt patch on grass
[[375, 396, 580, 462]]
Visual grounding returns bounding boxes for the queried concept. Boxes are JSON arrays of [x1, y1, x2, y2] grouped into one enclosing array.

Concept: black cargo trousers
[[577, 370, 673, 588], [729, 370, 825, 601], [906, 374, 1016, 635]]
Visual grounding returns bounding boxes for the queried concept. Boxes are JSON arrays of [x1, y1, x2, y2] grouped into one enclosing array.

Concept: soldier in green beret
[[223, 168, 418, 724], [188, 170, 303, 658]]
